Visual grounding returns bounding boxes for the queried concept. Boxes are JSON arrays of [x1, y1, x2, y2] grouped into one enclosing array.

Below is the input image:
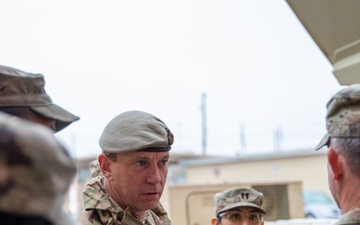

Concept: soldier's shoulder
[[77, 210, 102, 225]]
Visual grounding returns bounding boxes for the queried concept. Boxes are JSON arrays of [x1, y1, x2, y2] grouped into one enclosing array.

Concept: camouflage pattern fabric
[[0, 64, 80, 132], [335, 208, 360, 224], [89, 159, 102, 178], [214, 187, 267, 216], [77, 176, 172, 225], [316, 84, 360, 149], [0, 111, 78, 225]]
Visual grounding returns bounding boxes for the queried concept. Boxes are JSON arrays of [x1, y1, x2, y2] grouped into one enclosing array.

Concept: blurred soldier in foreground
[[78, 110, 174, 225], [0, 111, 78, 225], [211, 187, 267, 225], [0, 64, 79, 132], [315, 84, 360, 224]]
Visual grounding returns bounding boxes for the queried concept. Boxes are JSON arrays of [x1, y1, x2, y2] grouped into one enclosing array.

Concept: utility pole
[[201, 92, 207, 155], [239, 123, 246, 155], [273, 125, 283, 151]]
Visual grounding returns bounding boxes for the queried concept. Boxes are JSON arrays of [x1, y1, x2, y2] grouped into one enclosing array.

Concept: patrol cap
[[0, 64, 80, 132], [215, 187, 267, 217], [315, 84, 360, 150], [0, 111, 78, 225], [99, 110, 174, 153]]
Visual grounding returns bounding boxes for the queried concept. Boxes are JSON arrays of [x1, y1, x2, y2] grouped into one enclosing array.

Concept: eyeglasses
[[218, 211, 263, 224]]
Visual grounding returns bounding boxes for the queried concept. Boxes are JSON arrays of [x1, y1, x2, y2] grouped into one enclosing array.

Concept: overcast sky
[[0, 0, 342, 158]]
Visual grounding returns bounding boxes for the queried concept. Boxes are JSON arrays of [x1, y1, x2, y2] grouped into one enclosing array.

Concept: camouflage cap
[[315, 84, 360, 150], [0, 64, 80, 132], [215, 187, 267, 217], [0, 111, 78, 225], [99, 110, 174, 153]]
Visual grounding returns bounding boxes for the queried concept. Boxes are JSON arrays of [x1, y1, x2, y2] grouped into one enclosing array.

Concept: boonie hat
[[0, 111, 78, 225], [215, 187, 267, 217], [315, 84, 360, 150], [0, 64, 80, 132], [99, 110, 174, 153]]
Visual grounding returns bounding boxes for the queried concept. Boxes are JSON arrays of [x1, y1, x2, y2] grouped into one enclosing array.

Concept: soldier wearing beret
[[0, 111, 78, 225], [78, 110, 174, 225], [316, 84, 360, 225], [211, 187, 266, 225], [0, 64, 79, 132]]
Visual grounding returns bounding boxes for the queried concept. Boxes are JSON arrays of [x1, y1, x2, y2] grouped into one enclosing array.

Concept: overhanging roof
[[180, 148, 326, 168], [286, 0, 360, 85]]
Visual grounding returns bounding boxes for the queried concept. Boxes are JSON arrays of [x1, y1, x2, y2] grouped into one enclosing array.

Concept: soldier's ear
[[98, 153, 113, 181], [211, 217, 220, 225], [327, 147, 344, 180]]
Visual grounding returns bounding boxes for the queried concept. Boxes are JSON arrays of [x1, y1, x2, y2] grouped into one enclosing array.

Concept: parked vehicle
[[303, 190, 341, 219]]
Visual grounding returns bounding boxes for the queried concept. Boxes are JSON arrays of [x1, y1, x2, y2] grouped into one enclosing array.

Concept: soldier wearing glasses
[[211, 187, 267, 225]]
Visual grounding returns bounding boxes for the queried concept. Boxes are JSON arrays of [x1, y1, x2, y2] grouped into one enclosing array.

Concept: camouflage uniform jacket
[[336, 208, 360, 225], [77, 176, 172, 225]]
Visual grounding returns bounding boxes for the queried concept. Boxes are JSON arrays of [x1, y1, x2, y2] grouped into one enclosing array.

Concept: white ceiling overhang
[[286, 0, 360, 85]]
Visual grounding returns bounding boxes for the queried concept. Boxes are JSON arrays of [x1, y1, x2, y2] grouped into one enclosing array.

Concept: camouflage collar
[[83, 176, 122, 213], [336, 208, 360, 225]]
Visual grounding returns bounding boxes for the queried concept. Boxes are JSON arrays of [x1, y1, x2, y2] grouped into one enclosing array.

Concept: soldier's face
[[26, 108, 56, 131], [106, 151, 169, 213], [0, 107, 56, 131], [211, 207, 264, 225]]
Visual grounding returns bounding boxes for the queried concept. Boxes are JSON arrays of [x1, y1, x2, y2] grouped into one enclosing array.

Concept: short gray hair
[[330, 137, 360, 178]]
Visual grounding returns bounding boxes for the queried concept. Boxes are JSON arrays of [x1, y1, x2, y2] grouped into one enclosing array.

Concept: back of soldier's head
[[315, 84, 360, 177], [0, 111, 78, 225]]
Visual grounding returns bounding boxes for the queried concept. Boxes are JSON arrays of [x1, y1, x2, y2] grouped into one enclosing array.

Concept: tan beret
[[99, 110, 174, 153]]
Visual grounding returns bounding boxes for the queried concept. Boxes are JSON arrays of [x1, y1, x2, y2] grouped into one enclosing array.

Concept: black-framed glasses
[[218, 211, 263, 224]]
